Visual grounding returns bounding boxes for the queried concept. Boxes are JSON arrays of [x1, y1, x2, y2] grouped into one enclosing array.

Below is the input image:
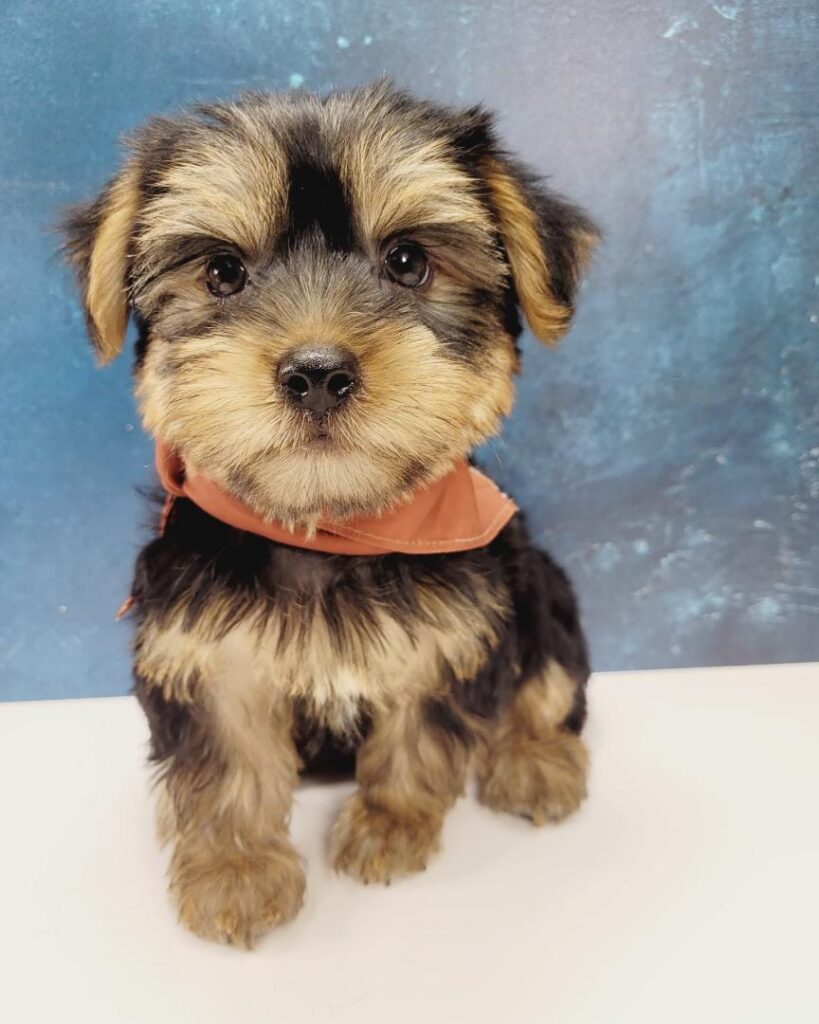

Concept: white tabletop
[[2, 662, 817, 1024]]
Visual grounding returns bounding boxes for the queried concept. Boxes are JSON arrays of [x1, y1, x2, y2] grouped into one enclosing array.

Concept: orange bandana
[[154, 440, 517, 557]]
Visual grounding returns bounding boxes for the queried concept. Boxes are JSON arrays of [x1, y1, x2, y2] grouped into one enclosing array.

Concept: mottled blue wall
[[1, 1, 816, 700]]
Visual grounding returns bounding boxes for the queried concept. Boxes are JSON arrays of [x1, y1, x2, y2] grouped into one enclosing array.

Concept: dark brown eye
[[205, 253, 248, 296], [383, 241, 430, 288]]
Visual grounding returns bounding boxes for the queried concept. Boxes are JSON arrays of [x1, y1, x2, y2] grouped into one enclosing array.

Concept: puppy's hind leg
[[476, 660, 589, 825]]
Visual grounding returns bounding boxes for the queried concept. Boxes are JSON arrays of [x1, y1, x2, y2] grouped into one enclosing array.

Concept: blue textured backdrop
[[1, 0, 817, 700]]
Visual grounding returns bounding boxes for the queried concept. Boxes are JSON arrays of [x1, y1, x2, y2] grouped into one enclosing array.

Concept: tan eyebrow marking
[[138, 133, 288, 261]]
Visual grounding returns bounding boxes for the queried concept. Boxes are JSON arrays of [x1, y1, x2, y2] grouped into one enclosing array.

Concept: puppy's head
[[63, 82, 598, 525]]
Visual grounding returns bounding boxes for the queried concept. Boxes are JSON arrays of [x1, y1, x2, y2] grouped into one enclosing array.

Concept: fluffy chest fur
[[132, 498, 512, 738]]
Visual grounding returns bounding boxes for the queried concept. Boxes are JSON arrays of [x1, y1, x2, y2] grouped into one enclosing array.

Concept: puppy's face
[[64, 84, 597, 524]]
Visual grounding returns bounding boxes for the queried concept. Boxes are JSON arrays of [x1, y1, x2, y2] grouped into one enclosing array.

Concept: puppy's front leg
[[331, 698, 471, 884], [137, 676, 305, 947]]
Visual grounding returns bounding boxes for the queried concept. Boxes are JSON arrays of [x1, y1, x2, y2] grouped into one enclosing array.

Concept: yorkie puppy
[[63, 81, 598, 947]]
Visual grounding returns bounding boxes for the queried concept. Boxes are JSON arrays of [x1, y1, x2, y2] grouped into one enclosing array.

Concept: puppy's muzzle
[[278, 345, 359, 415]]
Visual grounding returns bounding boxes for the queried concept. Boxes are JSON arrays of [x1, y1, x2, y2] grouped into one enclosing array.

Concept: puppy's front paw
[[170, 840, 305, 948], [331, 793, 441, 884], [478, 732, 588, 826]]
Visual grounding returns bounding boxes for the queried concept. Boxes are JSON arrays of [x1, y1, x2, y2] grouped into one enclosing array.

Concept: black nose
[[278, 345, 359, 415]]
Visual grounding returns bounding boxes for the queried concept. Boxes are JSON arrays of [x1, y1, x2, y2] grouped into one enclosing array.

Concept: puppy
[[62, 81, 598, 947]]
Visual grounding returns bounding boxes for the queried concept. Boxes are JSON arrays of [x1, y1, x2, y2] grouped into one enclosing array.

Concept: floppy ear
[[448, 102, 600, 344], [481, 153, 600, 344], [61, 162, 142, 364]]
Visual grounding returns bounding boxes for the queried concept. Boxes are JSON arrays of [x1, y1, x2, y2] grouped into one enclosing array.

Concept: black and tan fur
[[63, 81, 599, 947]]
